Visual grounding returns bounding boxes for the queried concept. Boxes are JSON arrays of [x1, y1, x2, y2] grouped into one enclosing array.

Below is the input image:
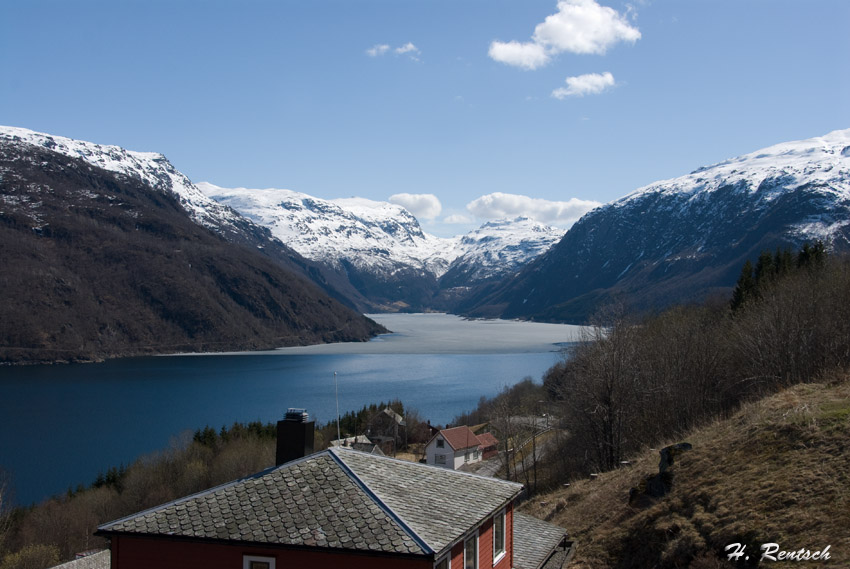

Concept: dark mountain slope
[[459, 129, 850, 323], [0, 140, 384, 364]]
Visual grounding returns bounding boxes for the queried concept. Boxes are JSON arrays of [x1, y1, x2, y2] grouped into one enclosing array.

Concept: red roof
[[439, 426, 481, 451], [477, 432, 499, 448]]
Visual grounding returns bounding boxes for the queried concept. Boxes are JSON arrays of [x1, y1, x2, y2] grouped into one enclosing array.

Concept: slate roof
[[513, 513, 569, 569], [49, 551, 110, 569], [336, 448, 522, 556], [98, 448, 523, 559], [438, 425, 482, 451], [477, 431, 499, 448]]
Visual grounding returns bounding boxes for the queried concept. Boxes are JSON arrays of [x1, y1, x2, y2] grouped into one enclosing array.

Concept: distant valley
[[198, 183, 565, 312]]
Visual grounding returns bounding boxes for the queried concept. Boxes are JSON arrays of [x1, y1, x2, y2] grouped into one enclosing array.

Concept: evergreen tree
[[730, 259, 756, 312]]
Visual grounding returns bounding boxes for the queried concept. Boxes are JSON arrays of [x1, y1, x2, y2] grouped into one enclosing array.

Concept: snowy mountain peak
[[621, 128, 850, 206], [0, 126, 242, 232], [197, 182, 456, 277], [197, 184, 564, 286]]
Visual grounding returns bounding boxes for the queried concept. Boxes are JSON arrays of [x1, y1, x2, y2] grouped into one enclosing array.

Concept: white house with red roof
[[425, 426, 498, 470]]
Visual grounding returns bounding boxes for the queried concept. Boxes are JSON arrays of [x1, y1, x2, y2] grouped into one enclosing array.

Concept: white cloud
[[466, 192, 601, 226], [389, 193, 442, 220], [367, 43, 421, 61], [489, 0, 640, 69], [552, 71, 616, 98], [488, 40, 550, 70], [395, 42, 420, 55], [443, 213, 475, 224], [366, 44, 390, 57]]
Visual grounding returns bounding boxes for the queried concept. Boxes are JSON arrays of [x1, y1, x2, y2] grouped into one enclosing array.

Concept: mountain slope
[[522, 374, 850, 568], [200, 183, 564, 311], [0, 128, 384, 363], [439, 217, 565, 288], [460, 129, 850, 322]]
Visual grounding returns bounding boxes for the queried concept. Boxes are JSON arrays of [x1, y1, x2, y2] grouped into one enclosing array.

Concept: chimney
[[275, 408, 315, 466]]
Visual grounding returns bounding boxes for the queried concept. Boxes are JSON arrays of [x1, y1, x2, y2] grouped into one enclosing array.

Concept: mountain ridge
[[0, 127, 385, 364], [199, 182, 565, 311], [459, 128, 850, 323]]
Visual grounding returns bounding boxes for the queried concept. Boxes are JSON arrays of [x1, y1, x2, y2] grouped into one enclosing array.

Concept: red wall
[[111, 536, 433, 569], [447, 503, 513, 569]]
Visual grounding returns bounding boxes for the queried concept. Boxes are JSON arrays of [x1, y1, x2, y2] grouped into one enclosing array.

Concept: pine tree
[[730, 259, 756, 312]]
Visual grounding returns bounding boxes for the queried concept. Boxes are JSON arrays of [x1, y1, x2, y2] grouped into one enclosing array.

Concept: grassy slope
[[521, 372, 850, 568]]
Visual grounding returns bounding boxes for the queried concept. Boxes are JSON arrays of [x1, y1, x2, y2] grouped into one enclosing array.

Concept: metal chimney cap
[[285, 408, 310, 422]]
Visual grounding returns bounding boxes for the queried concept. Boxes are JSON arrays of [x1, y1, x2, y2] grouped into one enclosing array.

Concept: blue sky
[[2, 0, 848, 236]]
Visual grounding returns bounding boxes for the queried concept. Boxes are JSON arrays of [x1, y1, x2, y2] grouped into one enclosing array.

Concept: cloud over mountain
[[466, 192, 601, 226], [389, 193, 442, 219]]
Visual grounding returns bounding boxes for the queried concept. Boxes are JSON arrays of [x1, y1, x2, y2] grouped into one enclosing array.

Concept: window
[[243, 555, 275, 569], [435, 554, 451, 569], [436, 438, 445, 448], [464, 533, 478, 569], [493, 509, 506, 564], [435, 454, 446, 465]]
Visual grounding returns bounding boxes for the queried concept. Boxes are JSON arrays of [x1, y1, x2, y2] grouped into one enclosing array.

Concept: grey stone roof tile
[[99, 452, 425, 555], [335, 447, 523, 554], [48, 551, 110, 569], [513, 513, 568, 569], [99, 448, 523, 559]]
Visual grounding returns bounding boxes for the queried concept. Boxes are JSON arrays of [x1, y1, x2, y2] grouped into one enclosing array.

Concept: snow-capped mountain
[[0, 126, 243, 234], [0, 126, 385, 363], [460, 129, 850, 322], [197, 183, 457, 278], [440, 217, 566, 289], [0, 126, 564, 314], [198, 183, 565, 309]]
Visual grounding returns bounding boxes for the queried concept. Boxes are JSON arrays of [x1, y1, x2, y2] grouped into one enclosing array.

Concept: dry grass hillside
[[522, 371, 850, 568]]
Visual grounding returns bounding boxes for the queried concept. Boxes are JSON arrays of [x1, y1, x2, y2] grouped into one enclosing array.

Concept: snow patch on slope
[[0, 126, 241, 232], [619, 129, 850, 206], [198, 183, 459, 277]]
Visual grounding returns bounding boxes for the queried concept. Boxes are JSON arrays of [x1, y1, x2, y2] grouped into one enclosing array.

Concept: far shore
[[172, 313, 585, 356]]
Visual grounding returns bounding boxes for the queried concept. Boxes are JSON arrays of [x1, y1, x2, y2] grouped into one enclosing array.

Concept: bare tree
[[552, 306, 645, 473]]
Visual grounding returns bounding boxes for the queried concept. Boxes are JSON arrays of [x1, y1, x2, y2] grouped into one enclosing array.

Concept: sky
[[2, 0, 848, 237]]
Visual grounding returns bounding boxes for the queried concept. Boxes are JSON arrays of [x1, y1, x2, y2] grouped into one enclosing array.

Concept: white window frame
[[493, 509, 506, 565], [243, 555, 276, 569], [464, 531, 479, 569]]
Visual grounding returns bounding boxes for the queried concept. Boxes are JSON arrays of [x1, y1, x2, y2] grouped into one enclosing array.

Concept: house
[[476, 431, 500, 460], [425, 425, 498, 470], [366, 407, 406, 455], [95, 410, 570, 569], [329, 434, 384, 455]]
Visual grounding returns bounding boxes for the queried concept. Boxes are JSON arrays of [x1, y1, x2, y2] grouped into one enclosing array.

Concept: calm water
[[0, 314, 580, 506]]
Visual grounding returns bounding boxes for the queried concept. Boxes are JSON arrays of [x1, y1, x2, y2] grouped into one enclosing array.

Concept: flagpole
[[334, 371, 341, 444]]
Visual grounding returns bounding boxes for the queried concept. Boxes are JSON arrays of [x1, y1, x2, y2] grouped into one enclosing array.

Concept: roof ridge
[[441, 425, 483, 451], [329, 448, 434, 555]]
